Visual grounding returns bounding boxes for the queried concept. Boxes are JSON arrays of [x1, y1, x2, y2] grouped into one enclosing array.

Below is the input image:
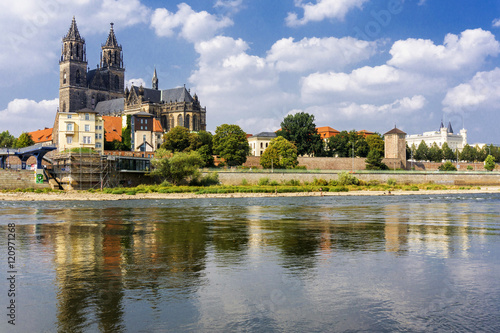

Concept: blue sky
[[1, 0, 500, 144]]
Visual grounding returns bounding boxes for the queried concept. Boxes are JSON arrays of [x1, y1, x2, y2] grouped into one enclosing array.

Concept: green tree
[[365, 149, 388, 170], [355, 136, 370, 157], [484, 155, 496, 171], [276, 112, 323, 156], [150, 149, 204, 185], [438, 161, 457, 171], [415, 140, 429, 161], [16, 132, 34, 148], [194, 131, 214, 167], [162, 126, 191, 152], [0, 131, 16, 148], [121, 115, 131, 151], [327, 131, 350, 157], [260, 136, 298, 169], [475, 145, 487, 162], [460, 144, 476, 162], [428, 142, 443, 162], [366, 133, 385, 155], [442, 142, 455, 160], [213, 124, 250, 166]]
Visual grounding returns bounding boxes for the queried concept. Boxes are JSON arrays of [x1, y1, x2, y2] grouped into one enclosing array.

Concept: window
[[99, 134, 102, 139], [63, 72, 67, 84], [85, 124, 90, 132], [66, 123, 73, 131], [96, 142, 102, 148], [85, 113, 90, 120], [143, 135, 146, 142], [76, 69, 81, 84], [83, 136, 91, 144], [67, 114, 72, 119], [66, 136, 72, 144]]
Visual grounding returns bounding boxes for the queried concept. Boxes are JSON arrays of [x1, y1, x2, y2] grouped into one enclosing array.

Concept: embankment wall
[[0, 169, 50, 190]]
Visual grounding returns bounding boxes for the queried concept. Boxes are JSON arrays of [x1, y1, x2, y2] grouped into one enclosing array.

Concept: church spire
[[152, 67, 158, 90], [100, 23, 123, 68], [104, 23, 119, 48], [64, 16, 84, 42], [61, 16, 86, 62]]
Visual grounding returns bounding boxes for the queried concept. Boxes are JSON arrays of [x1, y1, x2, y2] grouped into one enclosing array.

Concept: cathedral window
[[114, 75, 120, 90], [76, 70, 81, 84], [63, 72, 67, 84], [186, 115, 190, 130], [193, 115, 198, 131], [177, 114, 183, 127], [170, 115, 174, 130]]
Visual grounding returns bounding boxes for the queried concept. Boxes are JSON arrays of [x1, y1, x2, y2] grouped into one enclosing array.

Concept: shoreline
[[1, 187, 499, 201]]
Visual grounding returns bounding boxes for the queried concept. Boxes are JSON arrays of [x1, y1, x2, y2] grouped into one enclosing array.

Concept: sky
[[1, 0, 500, 144]]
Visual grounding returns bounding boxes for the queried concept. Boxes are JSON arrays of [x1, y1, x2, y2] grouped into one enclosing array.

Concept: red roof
[[316, 126, 340, 139], [153, 119, 163, 133], [102, 116, 122, 142], [28, 128, 53, 144]]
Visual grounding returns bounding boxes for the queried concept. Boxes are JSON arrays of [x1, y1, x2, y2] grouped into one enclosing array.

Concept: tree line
[[409, 141, 500, 163], [0, 131, 35, 149]]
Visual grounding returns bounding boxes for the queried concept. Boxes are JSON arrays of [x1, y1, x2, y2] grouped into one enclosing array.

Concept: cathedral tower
[[152, 68, 158, 90], [59, 17, 88, 112], [100, 23, 125, 93]]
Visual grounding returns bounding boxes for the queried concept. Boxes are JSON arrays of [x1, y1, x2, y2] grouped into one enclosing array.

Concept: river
[[1, 194, 500, 332]]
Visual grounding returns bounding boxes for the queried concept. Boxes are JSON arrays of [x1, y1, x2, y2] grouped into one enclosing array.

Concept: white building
[[406, 121, 467, 151], [56, 108, 104, 153], [248, 132, 276, 156]]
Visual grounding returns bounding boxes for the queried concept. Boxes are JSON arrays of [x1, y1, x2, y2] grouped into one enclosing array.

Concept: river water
[[1, 194, 500, 332]]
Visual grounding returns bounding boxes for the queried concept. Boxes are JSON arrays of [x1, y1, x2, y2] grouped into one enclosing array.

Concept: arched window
[[193, 115, 198, 131], [63, 71, 67, 84], [185, 114, 190, 130], [76, 70, 81, 84], [177, 114, 183, 127], [114, 75, 119, 90], [70, 43, 73, 57], [76, 44, 79, 58], [169, 115, 174, 130]]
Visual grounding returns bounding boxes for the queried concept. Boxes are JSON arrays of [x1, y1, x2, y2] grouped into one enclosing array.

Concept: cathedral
[[54, 17, 206, 148]]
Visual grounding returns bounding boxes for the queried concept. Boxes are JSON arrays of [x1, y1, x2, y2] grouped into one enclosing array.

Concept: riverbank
[[1, 186, 499, 201]]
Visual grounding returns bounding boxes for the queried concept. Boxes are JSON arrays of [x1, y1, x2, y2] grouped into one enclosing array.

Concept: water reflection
[[0, 194, 499, 332]]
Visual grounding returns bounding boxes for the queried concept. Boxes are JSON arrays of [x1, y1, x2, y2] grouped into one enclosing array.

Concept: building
[[384, 127, 406, 168], [248, 132, 277, 156], [56, 109, 104, 153], [316, 126, 340, 141], [131, 112, 163, 152], [358, 130, 375, 138], [53, 17, 206, 152], [28, 128, 53, 146], [102, 116, 122, 143], [406, 121, 467, 151]]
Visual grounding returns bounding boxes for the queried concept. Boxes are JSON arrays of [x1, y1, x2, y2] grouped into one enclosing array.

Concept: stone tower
[[59, 17, 88, 113], [100, 23, 125, 93], [152, 68, 159, 90], [384, 127, 407, 168]]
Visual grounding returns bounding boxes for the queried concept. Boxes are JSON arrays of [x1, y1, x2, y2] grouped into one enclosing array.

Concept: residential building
[[316, 126, 340, 141], [28, 128, 53, 146], [131, 112, 163, 152], [56, 109, 104, 153], [406, 121, 467, 151], [248, 132, 277, 156]]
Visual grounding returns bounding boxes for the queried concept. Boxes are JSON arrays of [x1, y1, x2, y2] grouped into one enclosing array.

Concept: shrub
[[467, 165, 473, 171], [328, 179, 338, 186], [438, 161, 457, 171], [190, 172, 220, 186], [283, 179, 301, 186], [241, 178, 248, 186], [329, 186, 349, 192], [269, 180, 279, 186], [312, 178, 328, 186], [258, 177, 270, 186], [337, 171, 359, 186], [387, 178, 397, 186]]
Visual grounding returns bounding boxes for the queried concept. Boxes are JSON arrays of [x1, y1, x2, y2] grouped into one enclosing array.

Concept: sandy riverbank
[[0, 187, 499, 201]]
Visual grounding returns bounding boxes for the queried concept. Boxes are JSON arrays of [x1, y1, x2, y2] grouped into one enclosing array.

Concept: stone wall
[[212, 171, 500, 186], [0, 169, 50, 190]]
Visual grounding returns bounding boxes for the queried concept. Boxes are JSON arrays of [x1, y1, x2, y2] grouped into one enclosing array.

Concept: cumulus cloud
[[150, 3, 233, 43], [266, 36, 378, 72], [388, 29, 500, 73], [0, 98, 58, 136], [214, 0, 244, 14], [443, 68, 500, 113], [286, 0, 368, 27], [338, 95, 426, 118], [126, 78, 146, 89], [493, 18, 500, 28]]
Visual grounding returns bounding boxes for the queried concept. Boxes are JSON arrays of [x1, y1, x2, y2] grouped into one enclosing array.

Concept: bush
[[283, 179, 301, 186], [328, 179, 338, 186], [312, 178, 328, 186], [387, 178, 397, 186], [190, 172, 220, 186], [258, 177, 270, 186], [241, 178, 248, 186], [438, 161, 457, 171], [294, 165, 307, 170], [329, 186, 349, 192], [269, 180, 279, 186], [337, 171, 359, 186]]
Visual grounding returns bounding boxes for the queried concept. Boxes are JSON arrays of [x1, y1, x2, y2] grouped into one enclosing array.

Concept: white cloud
[[266, 36, 378, 72], [126, 78, 146, 89], [150, 3, 233, 43], [443, 68, 500, 113], [286, 0, 368, 27], [493, 18, 500, 28], [214, 0, 244, 14], [338, 95, 426, 118], [388, 29, 500, 73], [0, 98, 58, 136]]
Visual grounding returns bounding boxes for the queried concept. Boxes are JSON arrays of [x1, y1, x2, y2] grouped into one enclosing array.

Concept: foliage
[[16, 132, 34, 148], [121, 115, 132, 151], [415, 140, 429, 161], [366, 133, 384, 155], [161, 126, 191, 152], [438, 161, 457, 171], [475, 145, 487, 162], [387, 178, 397, 186], [365, 149, 388, 170], [105, 139, 129, 151], [276, 112, 324, 156], [428, 142, 444, 162], [150, 148, 204, 185], [260, 136, 299, 169], [484, 155, 496, 171], [327, 130, 370, 158], [442, 142, 455, 160], [195, 131, 214, 167], [337, 171, 359, 186], [213, 124, 250, 166], [460, 144, 476, 162], [258, 177, 270, 185], [190, 172, 220, 186], [0, 131, 16, 148]]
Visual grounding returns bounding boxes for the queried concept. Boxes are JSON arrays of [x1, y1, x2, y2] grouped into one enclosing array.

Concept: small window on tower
[[76, 70, 81, 84], [63, 72, 67, 84]]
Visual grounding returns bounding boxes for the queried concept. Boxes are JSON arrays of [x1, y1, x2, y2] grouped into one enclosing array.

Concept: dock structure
[[0, 144, 56, 170]]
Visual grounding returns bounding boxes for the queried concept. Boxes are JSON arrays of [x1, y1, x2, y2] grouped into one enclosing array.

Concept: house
[[131, 112, 163, 152], [248, 132, 277, 156], [316, 126, 340, 141], [28, 127, 53, 146], [56, 108, 104, 153], [102, 116, 122, 143]]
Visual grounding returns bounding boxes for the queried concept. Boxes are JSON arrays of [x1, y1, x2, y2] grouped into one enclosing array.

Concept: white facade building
[[406, 122, 467, 151], [248, 132, 276, 156]]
